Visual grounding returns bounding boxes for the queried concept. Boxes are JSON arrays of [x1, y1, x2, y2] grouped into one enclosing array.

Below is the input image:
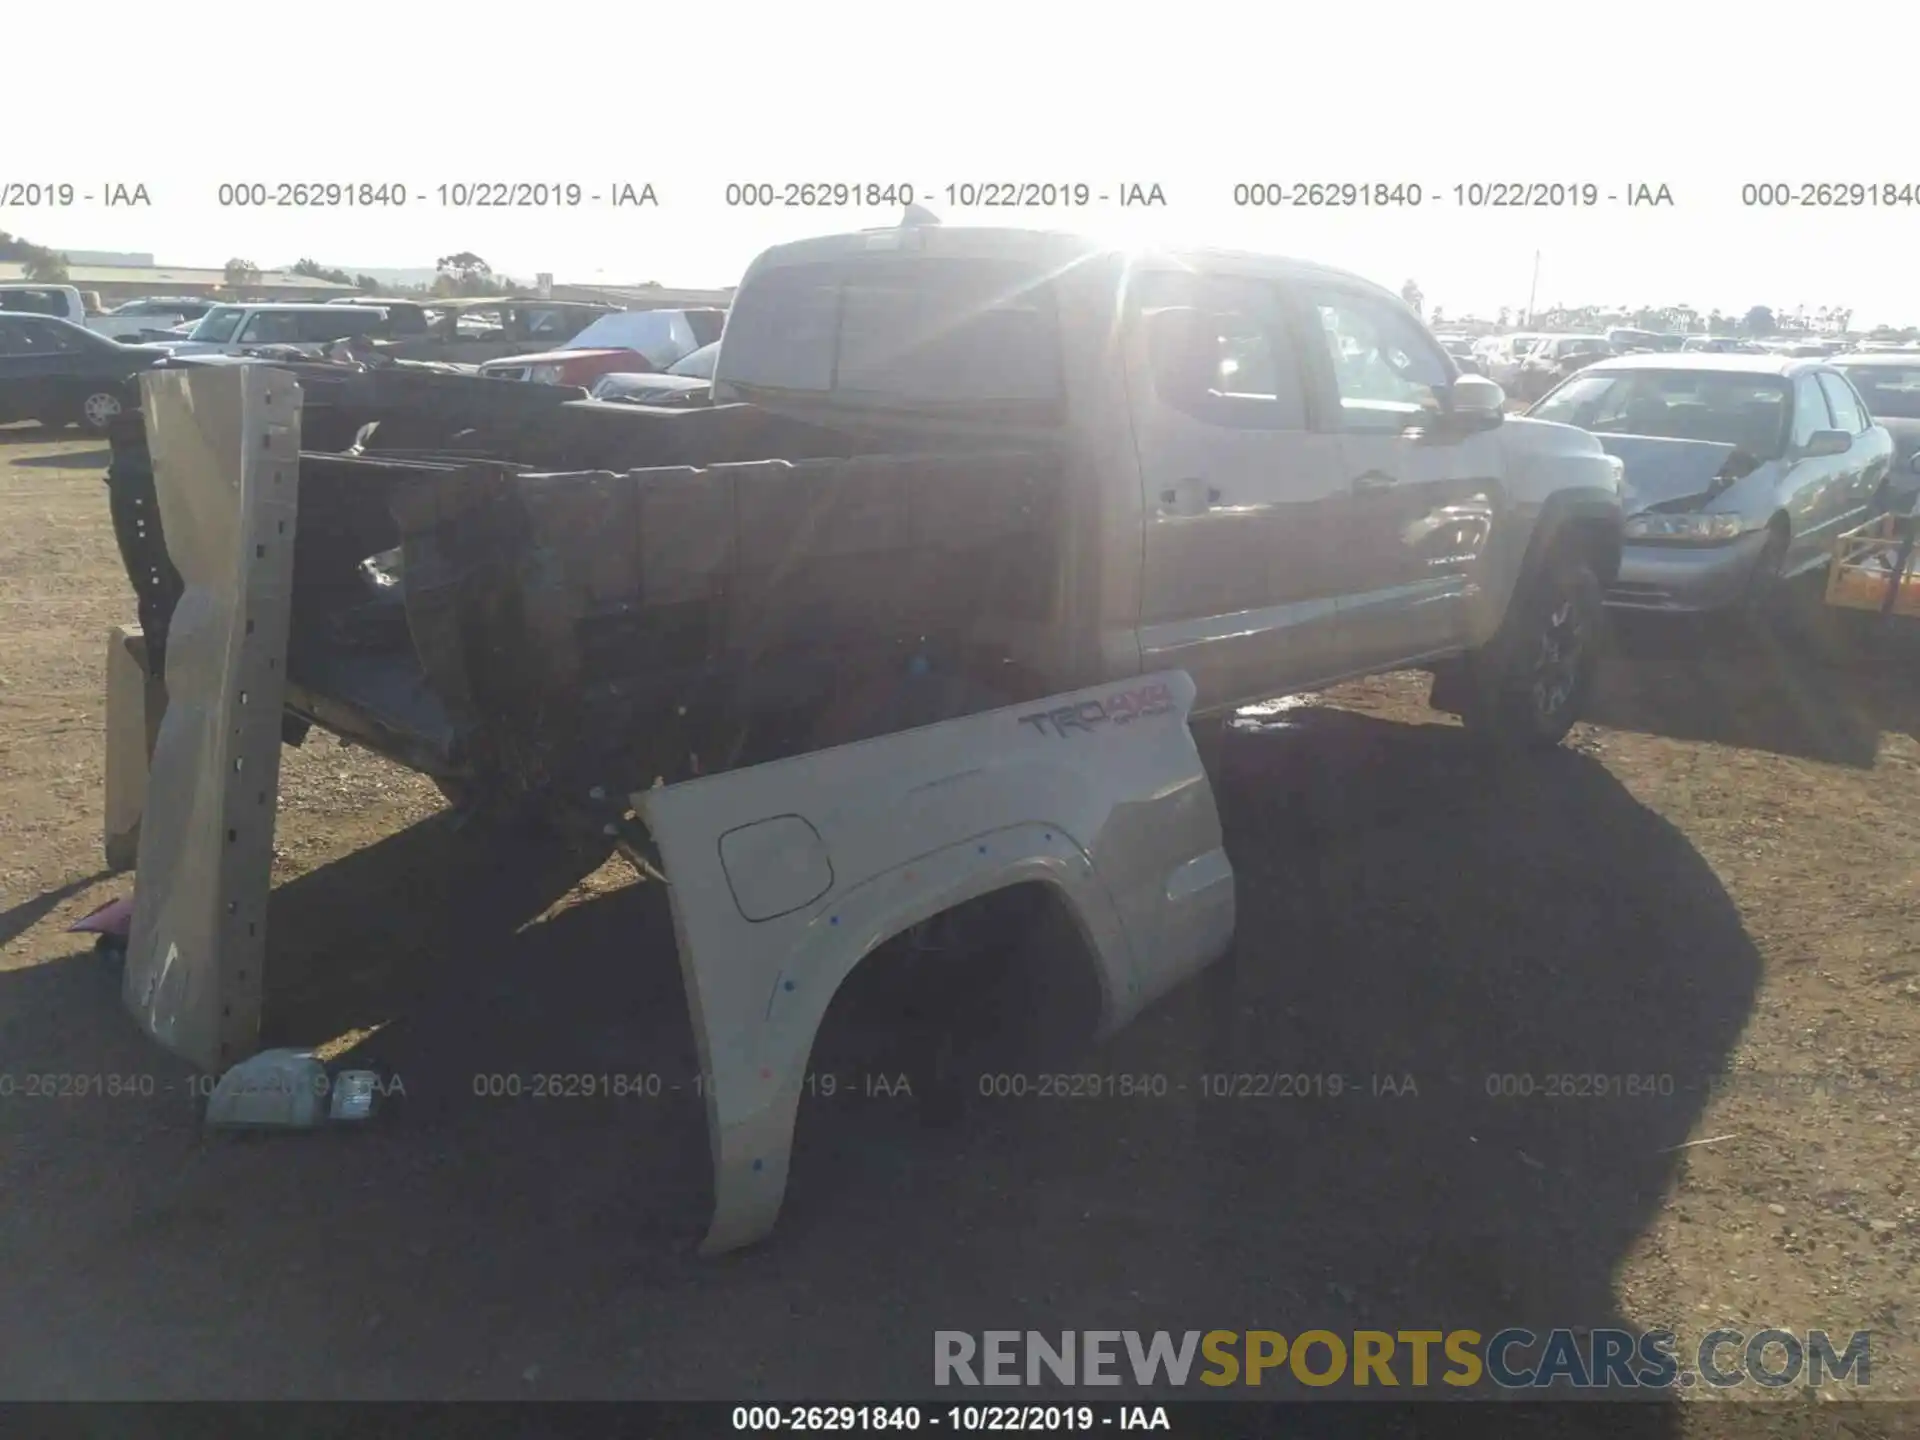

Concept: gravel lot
[[2, 426, 1916, 1433]]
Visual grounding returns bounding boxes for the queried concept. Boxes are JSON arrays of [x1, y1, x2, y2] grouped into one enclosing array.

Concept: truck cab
[[716, 224, 1623, 728]]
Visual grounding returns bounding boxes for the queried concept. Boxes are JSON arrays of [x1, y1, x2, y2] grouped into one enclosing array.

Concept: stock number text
[[217, 182, 407, 207], [724, 182, 914, 208], [1742, 182, 1920, 207], [1234, 181, 1422, 207]]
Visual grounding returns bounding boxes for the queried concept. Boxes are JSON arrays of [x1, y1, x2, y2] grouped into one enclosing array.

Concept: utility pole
[[1524, 251, 1541, 326]]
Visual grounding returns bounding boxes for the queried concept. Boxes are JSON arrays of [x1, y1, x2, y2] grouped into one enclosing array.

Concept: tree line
[[285, 252, 528, 298], [1399, 281, 1894, 339]]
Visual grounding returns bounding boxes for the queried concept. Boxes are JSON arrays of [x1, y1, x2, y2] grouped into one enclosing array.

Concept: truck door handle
[[1352, 472, 1397, 492], [1160, 480, 1222, 509]]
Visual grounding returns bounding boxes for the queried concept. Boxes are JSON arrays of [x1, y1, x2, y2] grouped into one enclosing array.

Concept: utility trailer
[[100, 360, 1237, 1254], [1825, 510, 1920, 624]]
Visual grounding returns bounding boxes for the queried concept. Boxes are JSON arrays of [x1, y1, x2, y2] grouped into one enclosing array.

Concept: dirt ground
[[2, 426, 1917, 1429]]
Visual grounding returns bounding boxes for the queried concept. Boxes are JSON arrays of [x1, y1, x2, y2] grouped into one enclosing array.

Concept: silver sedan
[[1527, 354, 1894, 612]]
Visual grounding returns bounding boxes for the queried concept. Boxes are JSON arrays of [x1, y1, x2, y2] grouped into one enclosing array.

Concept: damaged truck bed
[[110, 354, 1080, 805], [101, 359, 1236, 1254]]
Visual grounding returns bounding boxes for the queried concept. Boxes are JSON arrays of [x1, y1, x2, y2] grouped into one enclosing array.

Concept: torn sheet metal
[[69, 894, 135, 937], [103, 625, 164, 872], [121, 366, 302, 1074], [636, 669, 1235, 1256]]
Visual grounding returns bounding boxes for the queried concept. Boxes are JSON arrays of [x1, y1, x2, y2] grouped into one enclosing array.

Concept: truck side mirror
[[1443, 373, 1506, 429], [1144, 306, 1213, 406]]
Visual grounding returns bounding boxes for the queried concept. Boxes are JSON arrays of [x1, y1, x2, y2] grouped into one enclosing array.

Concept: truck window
[[295, 309, 383, 342], [382, 306, 427, 336], [516, 305, 574, 340], [190, 307, 247, 343], [722, 256, 1062, 407], [1132, 270, 1308, 428], [237, 312, 294, 343], [1299, 287, 1450, 432], [0, 288, 66, 318], [457, 305, 507, 338]]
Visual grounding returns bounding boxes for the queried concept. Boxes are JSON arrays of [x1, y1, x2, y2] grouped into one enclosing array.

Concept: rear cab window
[[0, 288, 71, 318], [719, 253, 1065, 413]]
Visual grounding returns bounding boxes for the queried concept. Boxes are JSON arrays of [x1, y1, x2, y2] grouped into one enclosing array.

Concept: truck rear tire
[[1458, 552, 1602, 751]]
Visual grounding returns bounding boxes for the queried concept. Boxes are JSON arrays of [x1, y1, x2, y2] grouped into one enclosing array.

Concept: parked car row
[[0, 292, 731, 431]]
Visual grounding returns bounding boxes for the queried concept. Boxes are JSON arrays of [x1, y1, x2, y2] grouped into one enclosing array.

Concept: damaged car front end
[[1528, 355, 1893, 613]]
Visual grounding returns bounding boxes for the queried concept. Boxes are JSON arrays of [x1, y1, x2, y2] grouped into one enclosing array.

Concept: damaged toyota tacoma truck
[[99, 221, 1623, 1253]]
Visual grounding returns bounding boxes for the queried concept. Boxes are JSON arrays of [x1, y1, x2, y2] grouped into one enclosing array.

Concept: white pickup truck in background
[[0, 284, 219, 341], [0, 282, 89, 325], [89, 296, 220, 341]]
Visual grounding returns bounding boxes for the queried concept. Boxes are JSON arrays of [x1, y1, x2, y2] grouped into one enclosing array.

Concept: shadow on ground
[[0, 707, 1759, 1428], [4, 447, 112, 469], [0, 424, 77, 446], [1588, 579, 1920, 767], [0, 871, 111, 948]]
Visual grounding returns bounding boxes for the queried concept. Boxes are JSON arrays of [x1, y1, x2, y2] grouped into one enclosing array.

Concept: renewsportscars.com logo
[[933, 1329, 1872, 1391]]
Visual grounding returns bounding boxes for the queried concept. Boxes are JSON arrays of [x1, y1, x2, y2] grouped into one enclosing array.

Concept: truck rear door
[[1124, 268, 1347, 711]]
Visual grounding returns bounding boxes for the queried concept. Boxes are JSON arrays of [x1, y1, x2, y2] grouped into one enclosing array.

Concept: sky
[[9, 0, 1920, 324]]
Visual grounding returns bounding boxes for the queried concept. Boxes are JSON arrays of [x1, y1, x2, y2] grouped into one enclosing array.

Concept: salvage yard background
[[1, 426, 1916, 1426]]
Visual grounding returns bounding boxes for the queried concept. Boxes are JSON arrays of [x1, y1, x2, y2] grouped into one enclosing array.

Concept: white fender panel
[[635, 670, 1234, 1255]]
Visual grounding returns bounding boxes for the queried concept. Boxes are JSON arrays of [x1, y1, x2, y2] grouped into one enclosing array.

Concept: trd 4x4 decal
[[1017, 681, 1175, 738]]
